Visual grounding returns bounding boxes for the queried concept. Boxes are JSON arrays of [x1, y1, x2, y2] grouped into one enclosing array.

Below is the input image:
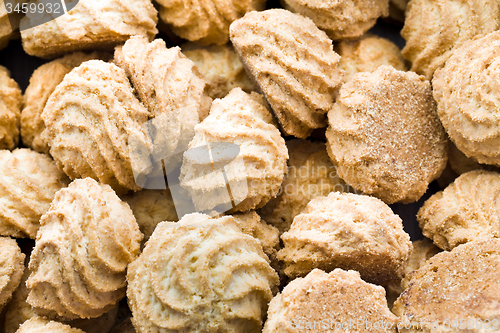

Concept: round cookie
[[433, 31, 500, 166], [20, 0, 158, 58], [326, 65, 447, 204], [394, 238, 500, 332], [418, 170, 500, 251], [278, 192, 412, 285], [180, 88, 288, 213], [263, 268, 398, 333], [16, 317, 85, 333], [0, 237, 25, 312], [230, 9, 344, 138], [127, 213, 278, 333], [27, 178, 142, 320], [0, 149, 70, 238], [402, 0, 499, 79], [281, 0, 389, 40], [258, 139, 350, 234], [0, 66, 22, 150]]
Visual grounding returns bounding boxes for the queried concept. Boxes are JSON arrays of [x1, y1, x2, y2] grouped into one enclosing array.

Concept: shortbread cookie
[[326, 66, 447, 204], [447, 142, 500, 176], [230, 9, 344, 138], [0, 149, 69, 238], [127, 213, 279, 333], [27, 178, 142, 320], [21, 52, 110, 154], [336, 34, 407, 83], [258, 139, 349, 234], [182, 42, 255, 99], [156, 0, 265, 45], [281, 0, 389, 40], [278, 192, 412, 285], [402, 0, 499, 79], [433, 31, 500, 166], [20, 0, 158, 58], [418, 170, 500, 251], [0, 237, 24, 312], [0, 66, 22, 150], [16, 317, 85, 333], [41, 60, 153, 194], [180, 88, 288, 213], [394, 239, 500, 332], [263, 268, 398, 333]]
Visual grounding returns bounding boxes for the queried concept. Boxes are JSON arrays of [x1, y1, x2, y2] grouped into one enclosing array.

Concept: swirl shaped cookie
[[230, 9, 344, 138], [326, 66, 447, 204], [27, 178, 142, 320], [41, 60, 153, 194], [0, 66, 22, 150], [127, 213, 279, 333], [433, 31, 500, 166], [278, 192, 412, 285], [0, 149, 69, 238], [20, 0, 158, 58], [16, 317, 85, 333], [180, 88, 288, 213], [0, 237, 24, 312], [281, 0, 389, 40], [21, 52, 110, 154], [402, 0, 499, 79], [156, 0, 265, 45]]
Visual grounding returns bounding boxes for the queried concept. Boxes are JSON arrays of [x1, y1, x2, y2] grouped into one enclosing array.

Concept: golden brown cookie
[[20, 0, 158, 58], [16, 317, 85, 333], [0, 149, 69, 238], [180, 88, 288, 213], [230, 9, 344, 138], [181, 42, 255, 99], [278, 192, 412, 285], [326, 66, 447, 204], [27, 178, 142, 320], [21, 52, 110, 154], [263, 268, 398, 333], [156, 0, 265, 45], [336, 34, 407, 83], [0, 237, 24, 312], [394, 238, 500, 332], [0, 65, 22, 150], [401, 0, 499, 79], [433, 31, 500, 166], [418, 170, 500, 251], [258, 139, 349, 234], [281, 0, 389, 40], [127, 213, 278, 333]]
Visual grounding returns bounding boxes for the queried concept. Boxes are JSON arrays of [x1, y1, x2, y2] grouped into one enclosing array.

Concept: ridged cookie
[[20, 0, 158, 58], [0, 237, 24, 312], [230, 9, 343, 138], [402, 0, 499, 79], [27, 178, 142, 320], [180, 88, 288, 213], [326, 66, 447, 204], [127, 213, 279, 333], [0, 149, 69, 238], [433, 31, 500, 166], [278, 192, 412, 285], [0, 65, 22, 150], [16, 317, 85, 333]]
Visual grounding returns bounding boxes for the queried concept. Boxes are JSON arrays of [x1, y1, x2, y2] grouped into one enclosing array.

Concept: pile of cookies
[[1, 0, 500, 332]]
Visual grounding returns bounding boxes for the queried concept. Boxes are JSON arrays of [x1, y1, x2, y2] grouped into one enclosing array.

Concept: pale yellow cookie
[[127, 213, 278, 333], [230, 9, 344, 138], [281, 0, 389, 40], [402, 0, 499, 79], [180, 88, 288, 213], [0, 65, 22, 150], [20, 0, 158, 58], [0, 237, 24, 312], [156, 0, 265, 45], [263, 268, 398, 333], [181, 42, 255, 99], [278, 192, 412, 285], [27, 178, 142, 320], [16, 317, 85, 333], [258, 139, 349, 234], [0, 149, 69, 238], [326, 66, 447, 204]]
